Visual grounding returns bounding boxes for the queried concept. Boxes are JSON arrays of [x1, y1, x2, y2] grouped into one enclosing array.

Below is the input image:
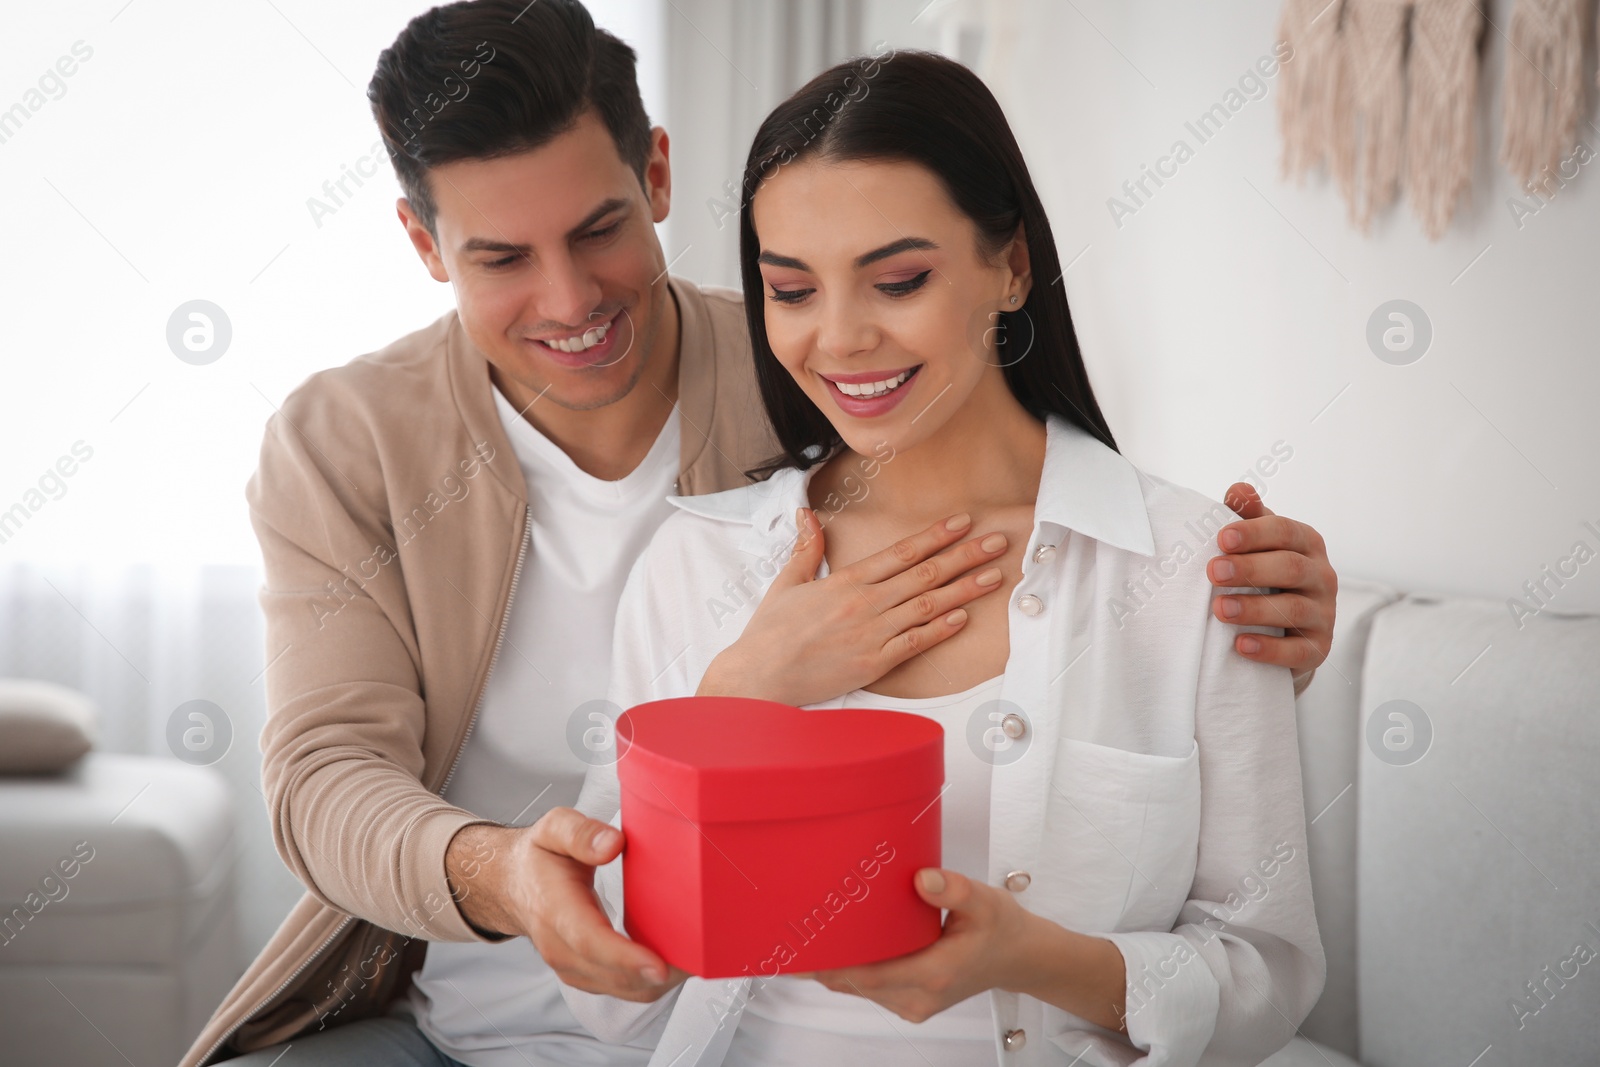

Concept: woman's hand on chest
[[839, 504, 1035, 699], [695, 507, 1015, 706]]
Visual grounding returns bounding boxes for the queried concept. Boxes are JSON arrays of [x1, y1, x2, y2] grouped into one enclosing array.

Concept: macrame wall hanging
[[1276, 0, 1596, 239]]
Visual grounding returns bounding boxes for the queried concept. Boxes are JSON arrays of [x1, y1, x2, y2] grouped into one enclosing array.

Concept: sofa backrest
[[1293, 578, 1400, 1059], [1356, 592, 1600, 1065]]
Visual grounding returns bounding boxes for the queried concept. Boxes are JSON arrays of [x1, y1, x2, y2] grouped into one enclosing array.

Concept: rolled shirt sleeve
[[1085, 585, 1326, 1066]]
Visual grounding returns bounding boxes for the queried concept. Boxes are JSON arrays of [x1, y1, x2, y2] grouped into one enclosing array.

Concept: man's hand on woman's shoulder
[[1209, 483, 1338, 697]]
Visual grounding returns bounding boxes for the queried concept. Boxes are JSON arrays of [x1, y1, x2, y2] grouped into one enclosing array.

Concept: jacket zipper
[[199, 508, 531, 1065], [196, 913, 355, 1065]]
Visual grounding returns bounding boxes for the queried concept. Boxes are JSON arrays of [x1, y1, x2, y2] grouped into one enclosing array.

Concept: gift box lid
[[616, 696, 943, 822]]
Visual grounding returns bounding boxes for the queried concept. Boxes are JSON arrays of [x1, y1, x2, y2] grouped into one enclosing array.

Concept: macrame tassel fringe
[[1407, 0, 1482, 238], [1279, 0, 1348, 179], [1500, 0, 1585, 192], [1335, 0, 1412, 231]]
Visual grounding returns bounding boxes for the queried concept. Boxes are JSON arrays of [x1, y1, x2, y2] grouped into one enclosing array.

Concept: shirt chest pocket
[[1030, 736, 1201, 934]]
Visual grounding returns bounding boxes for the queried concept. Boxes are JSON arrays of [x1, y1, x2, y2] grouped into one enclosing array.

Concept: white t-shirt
[[725, 675, 1003, 1067], [399, 384, 681, 1067]]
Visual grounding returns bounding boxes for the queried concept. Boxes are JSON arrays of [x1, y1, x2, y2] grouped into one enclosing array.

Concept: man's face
[[400, 110, 673, 412]]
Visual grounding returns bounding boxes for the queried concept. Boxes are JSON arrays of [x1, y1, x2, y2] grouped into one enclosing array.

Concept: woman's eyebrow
[[757, 250, 809, 270], [757, 236, 939, 273], [855, 236, 937, 267]]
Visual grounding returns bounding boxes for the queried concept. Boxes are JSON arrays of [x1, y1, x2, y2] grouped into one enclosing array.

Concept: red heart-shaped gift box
[[615, 696, 944, 979]]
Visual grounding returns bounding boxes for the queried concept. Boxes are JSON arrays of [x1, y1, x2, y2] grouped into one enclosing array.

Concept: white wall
[[977, 0, 1600, 617], [0, 0, 665, 568]]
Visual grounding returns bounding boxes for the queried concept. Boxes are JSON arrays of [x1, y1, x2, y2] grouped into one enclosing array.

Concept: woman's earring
[[1009, 294, 1019, 304]]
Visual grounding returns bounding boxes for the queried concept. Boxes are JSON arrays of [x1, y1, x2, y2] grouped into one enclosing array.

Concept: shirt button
[[1003, 1028, 1027, 1052], [1000, 713, 1027, 740], [1015, 593, 1044, 616], [1031, 543, 1056, 564], [1004, 870, 1031, 892]]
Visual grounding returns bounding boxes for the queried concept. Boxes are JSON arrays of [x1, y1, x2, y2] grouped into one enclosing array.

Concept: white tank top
[[725, 673, 1005, 1067]]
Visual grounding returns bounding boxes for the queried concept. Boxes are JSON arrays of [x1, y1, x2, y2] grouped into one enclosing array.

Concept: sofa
[[0, 751, 241, 1067], [1, 579, 1594, 1065], [1265, 579, 1600, 1066]]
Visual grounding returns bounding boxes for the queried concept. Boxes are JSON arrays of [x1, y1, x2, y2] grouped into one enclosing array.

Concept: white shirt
[[399, 384, 681, 1067], [562, 413, 1325, 1067], [726, 675, 1003, 1067]]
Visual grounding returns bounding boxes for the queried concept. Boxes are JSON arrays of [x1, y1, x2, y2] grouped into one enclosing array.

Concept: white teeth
[[543, 320, 611, 353], [835, 370, 911, 397]]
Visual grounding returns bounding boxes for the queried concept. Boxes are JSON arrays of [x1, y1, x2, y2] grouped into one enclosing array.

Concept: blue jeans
[[217, 1017, 469, 1067]]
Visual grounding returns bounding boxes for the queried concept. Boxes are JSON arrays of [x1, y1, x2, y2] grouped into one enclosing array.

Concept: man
[[184, 2, 1338, 1065]]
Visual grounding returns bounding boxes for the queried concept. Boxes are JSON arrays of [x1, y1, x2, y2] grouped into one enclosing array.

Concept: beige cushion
[[0, 679, 96, 773]]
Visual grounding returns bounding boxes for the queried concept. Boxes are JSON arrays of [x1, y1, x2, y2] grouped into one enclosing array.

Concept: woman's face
[[750, 157, 1032, 458]]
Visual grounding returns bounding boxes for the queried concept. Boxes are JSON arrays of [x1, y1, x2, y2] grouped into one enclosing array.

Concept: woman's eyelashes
[[877, 269, 932, 297], [765, 269, 933, 305], [767, 286, 814, 305]]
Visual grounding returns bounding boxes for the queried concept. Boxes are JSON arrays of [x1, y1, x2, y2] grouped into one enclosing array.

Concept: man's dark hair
[[368, 0, 653, 236]]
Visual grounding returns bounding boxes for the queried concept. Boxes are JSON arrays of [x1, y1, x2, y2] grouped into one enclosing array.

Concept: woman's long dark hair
[[738, 49, 1117, 477]]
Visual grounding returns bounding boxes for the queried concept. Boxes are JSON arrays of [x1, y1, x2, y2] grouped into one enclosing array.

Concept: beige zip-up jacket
[[181, 277, 778, 1067]]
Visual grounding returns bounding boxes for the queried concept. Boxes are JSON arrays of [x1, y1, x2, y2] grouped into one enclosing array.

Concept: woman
[[563, 50, 1324, 1067]]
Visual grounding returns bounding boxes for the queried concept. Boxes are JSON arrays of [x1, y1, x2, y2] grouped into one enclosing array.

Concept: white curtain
[[659, 0, 990, 288], [662, 0, 863, 289], [0, 561, 302, 966]]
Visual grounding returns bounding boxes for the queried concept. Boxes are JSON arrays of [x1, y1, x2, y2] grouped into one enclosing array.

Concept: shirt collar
[[1035, 414, 1156, 557], [667, 414, 1155, 557]]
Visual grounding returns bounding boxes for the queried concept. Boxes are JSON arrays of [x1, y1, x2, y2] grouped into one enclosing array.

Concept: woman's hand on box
[[807, 868, 1026, 1022], [697, 510, 1009, 707], [808, 867, 1128, 1034], [444, 810, 686, 1002]]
